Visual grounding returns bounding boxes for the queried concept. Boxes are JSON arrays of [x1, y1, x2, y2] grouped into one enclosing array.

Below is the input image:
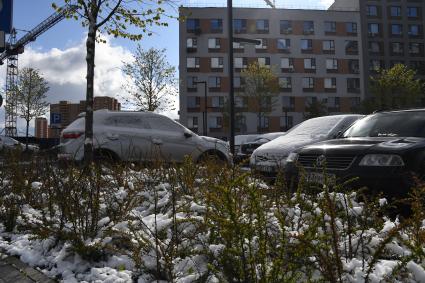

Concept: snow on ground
[[0, 167, 424, 282]]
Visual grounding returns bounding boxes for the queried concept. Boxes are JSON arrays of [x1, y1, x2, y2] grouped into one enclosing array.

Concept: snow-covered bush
[[0, 155, 425, 282]]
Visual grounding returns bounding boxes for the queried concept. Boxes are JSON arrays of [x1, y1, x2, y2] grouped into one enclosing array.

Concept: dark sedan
[[286, 109, 425, 198]]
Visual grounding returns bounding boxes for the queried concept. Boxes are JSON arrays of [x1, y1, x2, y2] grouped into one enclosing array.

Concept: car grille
[[297, 154, 356, 170]]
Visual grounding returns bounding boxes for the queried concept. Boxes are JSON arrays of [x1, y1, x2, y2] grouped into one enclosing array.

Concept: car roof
[[372, 108, 425, 115]]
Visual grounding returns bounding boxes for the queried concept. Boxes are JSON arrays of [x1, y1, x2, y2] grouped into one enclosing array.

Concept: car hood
[[299, 137, 425, 155], [253, 134, 327, 159]]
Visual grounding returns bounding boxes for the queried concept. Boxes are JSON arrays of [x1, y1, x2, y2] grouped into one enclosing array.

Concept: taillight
[[62, 132, 83, 139]]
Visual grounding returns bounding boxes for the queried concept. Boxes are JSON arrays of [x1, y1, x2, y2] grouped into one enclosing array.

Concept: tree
[[368, 64, 424, 111], [122, 46, 176, 112], [15, 68, 49, 150], [305, 99, 328, 119], [240, 62, 279, 133], [53, 0, 174, 164]]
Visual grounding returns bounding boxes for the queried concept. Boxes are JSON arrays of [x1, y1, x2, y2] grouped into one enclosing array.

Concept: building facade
[[35, 117, 48, 138], [49, 96, 121, 138], [331, 0, 425, 94], [179, 7, 364, 138]]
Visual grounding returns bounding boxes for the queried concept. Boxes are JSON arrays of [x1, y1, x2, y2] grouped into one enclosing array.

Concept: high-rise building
[[48, 96, 121, 138], [331, 0, 425, 96], [179, 6, 364, 138], [35, 117, 48, 138]]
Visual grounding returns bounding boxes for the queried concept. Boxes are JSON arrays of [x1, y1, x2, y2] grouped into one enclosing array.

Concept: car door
[[147, 116, 197, 162], [103, 115, 152, 161]]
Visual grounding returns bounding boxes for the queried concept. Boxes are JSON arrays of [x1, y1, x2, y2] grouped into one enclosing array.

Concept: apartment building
[[49, 96, 121, 138], [179, 7, 364, 138], [35, 117, 48, 139], [331, 0, 425, 94]]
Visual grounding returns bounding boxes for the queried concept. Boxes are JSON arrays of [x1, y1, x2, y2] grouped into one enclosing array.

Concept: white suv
[[58, 110, 231, 163]]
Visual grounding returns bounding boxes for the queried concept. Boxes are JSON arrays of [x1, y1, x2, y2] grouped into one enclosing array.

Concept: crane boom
[[0, 5, 77, 64]]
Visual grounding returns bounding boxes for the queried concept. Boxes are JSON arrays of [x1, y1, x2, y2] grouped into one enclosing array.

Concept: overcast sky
[[0, 0, 333, 134]]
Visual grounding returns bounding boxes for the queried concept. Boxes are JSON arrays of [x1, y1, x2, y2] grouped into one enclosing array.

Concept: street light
[[193, 81, 208, 136]]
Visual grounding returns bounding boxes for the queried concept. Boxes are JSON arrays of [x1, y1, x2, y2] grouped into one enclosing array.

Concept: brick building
[[35, 117, 48, 138]]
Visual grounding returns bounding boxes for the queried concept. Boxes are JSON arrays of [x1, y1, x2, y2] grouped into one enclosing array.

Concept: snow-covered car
[[58, 110, 232, 163], [0, 136, 39, 152], [250, 114, 364, 178], [236, 132, 286, 163]]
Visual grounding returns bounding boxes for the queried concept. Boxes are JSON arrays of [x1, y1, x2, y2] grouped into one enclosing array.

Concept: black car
[[286, 109, 425, 198]]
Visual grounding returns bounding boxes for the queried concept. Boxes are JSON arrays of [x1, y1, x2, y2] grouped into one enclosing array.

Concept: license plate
[[257, 165, 276, 173], [305, 172, 336, 185]]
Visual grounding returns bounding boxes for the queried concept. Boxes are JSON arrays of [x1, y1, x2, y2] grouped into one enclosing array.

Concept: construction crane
[[0, 5, 76, 137]]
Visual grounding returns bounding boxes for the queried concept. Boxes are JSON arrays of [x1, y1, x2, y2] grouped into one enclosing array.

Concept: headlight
[[359, 154, 404, 167], [286, 152, 299, 163]]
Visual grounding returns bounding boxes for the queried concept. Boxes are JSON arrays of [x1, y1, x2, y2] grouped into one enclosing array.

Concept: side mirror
[[184, 132, 192, 138]]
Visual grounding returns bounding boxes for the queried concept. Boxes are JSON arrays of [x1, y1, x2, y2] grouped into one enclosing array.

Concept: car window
[[331, 116, 362, 136], [344, 111, 425, 138], [106, 116, 151, 129], [285, 116, 345, 138], [148, 116, 184, 132]]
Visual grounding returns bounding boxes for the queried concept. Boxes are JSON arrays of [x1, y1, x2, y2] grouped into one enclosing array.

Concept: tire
[[197, 150, 227, 165], [94, 149, 119, 164]]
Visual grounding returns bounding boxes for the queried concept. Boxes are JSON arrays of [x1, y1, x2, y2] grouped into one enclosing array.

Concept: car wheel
[[197, 150, 227, 165], [94, 149, 119, 164]]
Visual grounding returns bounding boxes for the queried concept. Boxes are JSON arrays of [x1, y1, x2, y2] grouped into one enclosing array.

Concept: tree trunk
[[84, 21, 97, 165], [25, 120, 29, 151]]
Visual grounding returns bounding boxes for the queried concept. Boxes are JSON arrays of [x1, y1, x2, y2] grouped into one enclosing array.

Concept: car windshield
[[344, 111, 425, 138], [285, 116, 345, 138]]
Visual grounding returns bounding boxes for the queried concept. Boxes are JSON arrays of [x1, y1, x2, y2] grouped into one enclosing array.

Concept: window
[[255, 39, 268, 49], [347, 78, 360, 92], [304, 58, 316, 70], [282, 96, 295, 110], [391, 24, 403, 36], [234, 77, 241, 88], [369, 41, 382, 53], [211, 96, 224, 108], [279, 77, 292, 89], [208, 38, 220, 49], [301, 39, 313, 51], [187, 57, 200, 69], [407, 7, 419, 18], [187, 117, 198, 130], [370, 60, 382, 72], [234, 57, 247, 68], [368, 23, 380, 36], [391, 60, 405, 67], [236, 115, 246, 131], [208, 77, 221, 88], [211, 57, 224, 68], [391, 42, 403, 54], [327, 97, 340, 110], [326, 59, 338, 71], [277, 39, 290, 50], [233, 42, 244, 49], [305, 96, 317, 106], [256, 20, 269, 33], [235, 96, 247, 108], [303, 21, 314, 34], [187, 38, 197, 48], [348, 60, 359, 74], [209, 116, 223, 128], [187, 96, 200, 108], [281, 58, 294, 69], [323, 40, 335, 52], [187, 76, 197, 89], [345, 40, 358, 54], [367, 5, 378, 16], [302, 77, 314, 89], [258, 57, 270, 67], [325, 78, 337, 89], [408, 25, 420, 37], [346, 22, 357, 34], [280, 115, 293, 130], [409, 43, 422, 55], [259, 116, 269, 129], [234, 19, 247, 33], [390, 6, 401, 17], [210, 19, 223, 33], [280, 20, 292, 34], [186, 19, 200, 33], [410, 61, 425, 75], [325, 21, 336, 33], [350, 97, 361, 109]]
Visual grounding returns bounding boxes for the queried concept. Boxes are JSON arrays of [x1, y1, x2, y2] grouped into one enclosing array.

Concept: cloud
[[319, 0, 334, 9], [0, 36, 179, 134]]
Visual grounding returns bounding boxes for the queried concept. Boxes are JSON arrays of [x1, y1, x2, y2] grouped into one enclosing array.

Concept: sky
[[0, 0, 333, 134]]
